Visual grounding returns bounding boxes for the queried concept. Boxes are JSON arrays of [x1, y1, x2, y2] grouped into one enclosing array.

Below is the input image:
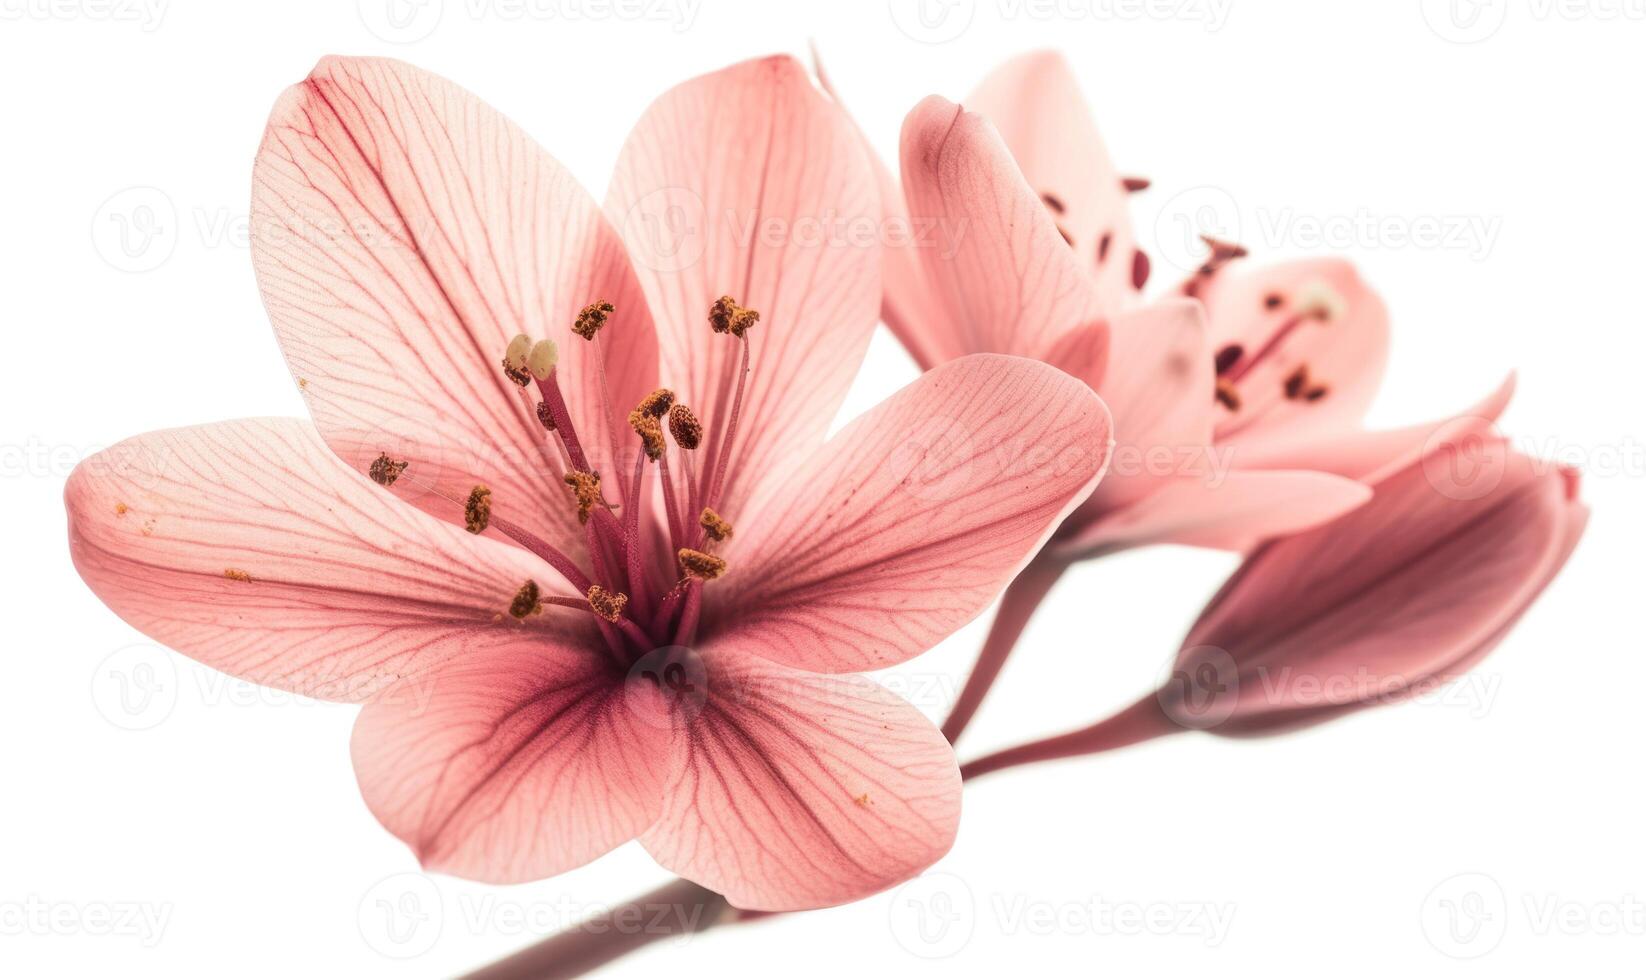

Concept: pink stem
[[702, 337, 750, 533], [941, 555, 1069, 745], [536, 374, 591, 473]]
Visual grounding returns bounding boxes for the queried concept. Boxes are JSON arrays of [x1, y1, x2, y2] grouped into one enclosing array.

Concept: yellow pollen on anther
[[587, 585, 628, 622], [369, 453, 408, 487], [573, 300, 615, 340], [699, 508, 733, 541], [502, 334, 533, 386], [668, 404, 702, 450], [637, 388, 675, 418], [224, 568, 252, 583], [563, 471, 602, 524], [1293, 280, 1347, 322], [708, 295, 759, 337], [464, 485, 492, 534], [527, 339, 559, 380], [1215, 377, 1242, 411], [509, 579, 542, 620], [629, 410, 666, 461], [678, 548, 727, 580]]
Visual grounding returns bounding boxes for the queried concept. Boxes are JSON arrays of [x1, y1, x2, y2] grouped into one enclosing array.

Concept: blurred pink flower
[[65, 55, 1113, 911]]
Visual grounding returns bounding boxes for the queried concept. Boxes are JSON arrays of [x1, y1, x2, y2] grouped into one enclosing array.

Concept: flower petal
[[605, 55, 880, 518], [1057, 469, 1372, 558], [968, 50, 1143, 310], [351, 646, 671, 883], [640, 652, 960, 911], [705, 354, 1111, 673], [252, 55, 657, 548], [898, 96, 1110, 368], [65, 419, 573, 701], [1198, 258, 1389, 445]]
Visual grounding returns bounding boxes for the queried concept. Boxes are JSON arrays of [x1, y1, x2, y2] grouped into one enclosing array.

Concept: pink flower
[[1163, 422, 1588, 735], [834, 50, 1495, 556], [64, 55, 1113, 911]]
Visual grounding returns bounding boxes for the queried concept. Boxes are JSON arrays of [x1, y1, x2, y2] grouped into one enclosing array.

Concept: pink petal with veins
[[704, 355, 1111, 674], [65, 419, 573, 701], [351, 647, 672, 883], [253, 55, 658, 550], [640, 651, 960, 912], [897, 96, 1110, 368], [605, 55, 880, 518], [968, 50, 1143, 310]]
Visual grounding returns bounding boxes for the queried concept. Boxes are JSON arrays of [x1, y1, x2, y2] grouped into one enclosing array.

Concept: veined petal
[[606, 55, 881, 518], [968, 50, 1144, 311], [65, 419, 573, 701], [705, 354, 1111, 673], [640, 651, 960, 911], [899, 96, 1110, 366], [351, 647, 671, 883], [252, 55, 657, 549], [1057, 469, 1372, 558]]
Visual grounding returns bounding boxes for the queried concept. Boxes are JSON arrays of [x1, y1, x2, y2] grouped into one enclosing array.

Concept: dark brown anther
[[464, 485, 492, 534], [587, 585, 628, 623], [1305, 385, 1330, 402], [535, 400, 556, 431], [699, 507, 733, 542], [1131, 249, 1151, 290], [1214, 344, 1244, 376], [369, 453, 408, 487], [1215, 378, 1242, 411], [1200, 235, 1249, 262], [563, 471, 602, 524], [1284, 365, 1309, 400], [629, 409, 666, 461], [1264, 292, 1284, 310], [637, 388, 675, 418], [678, 548, 727, 580], [573, 300, 615, 340], [1098, 231, 1113, 262], [509, 580, 541, 620], [668, 404, 702, 450], [501, 357, 532, 387], [1040, 192, 1066, 213], [1122, 176, 1151, 193], [709, 296, 760, 338]]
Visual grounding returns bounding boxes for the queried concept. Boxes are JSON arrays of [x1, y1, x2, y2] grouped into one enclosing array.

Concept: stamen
[[699, 508, 733, 542], [369, 453, 408, 487], [464, 485, 492, 534], [1284, 365, 1309, 400], [527, 339, 559, 380], [573, 300, 614, 340], [1098, 231, 1113, 262], [708, 295, 759, 338], [677, 548, 727, 580], [1214, 344, 1244, 376], [563, 470, 602, 525], [1122, 176, 1151, 192], [508, 580, 542, 620], [628, 410, 666, 461], [668, 404, 702, 449], [1293, 280, 1347, 322], [1264, 292, 1284, 310], [1215, 378, 1242, 411], [1131, 249, 1151, 290], [502, 334, 533, 386], [535, 400, 556, 431], [1040, 192, 1066, 213], [586, 585, 628, 623], [637, 388, 675, 418]]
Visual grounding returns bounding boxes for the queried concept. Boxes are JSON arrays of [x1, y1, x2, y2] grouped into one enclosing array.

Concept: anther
[[528, 339, 559, 380], [1131, 249, 1151, 290], [1293, 280, 1347, 322], [629, 409, 666, 461], [678, 548, 727, 580], [369, 453, 408, 487], [1215, 378, 1242, 411], [464, 485, 492, 534], [563, 470, 602, 524], [508, 580, 541, 620], [1214, 344, 1244, 375], [1057, 225, 1074, 247], [1264, 292, 1284, 310], [535, 400, 556, 431], [708, 295, 759, 338], [1040, 192, 1066, 213], [1098, 231, 1113, 262], [668, 404, 702, 450], [1122, 176, 1151, 192], [586, 585, 627, 623], [699, 507, 733, 542], [1284, 365, 1309, 400], [637, 388, 675, 418], [502, 334, 533, 386], [573, 300, 614, 340]]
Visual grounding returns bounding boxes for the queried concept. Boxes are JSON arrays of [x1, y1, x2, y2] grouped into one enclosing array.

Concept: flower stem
[[459, 878, 728, 980], [958, 693, 1181, 780], [941, 554, 1069, 745]]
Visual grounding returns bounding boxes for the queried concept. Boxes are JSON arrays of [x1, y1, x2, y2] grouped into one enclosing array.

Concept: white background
[[2, 0, 1642, 976]]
